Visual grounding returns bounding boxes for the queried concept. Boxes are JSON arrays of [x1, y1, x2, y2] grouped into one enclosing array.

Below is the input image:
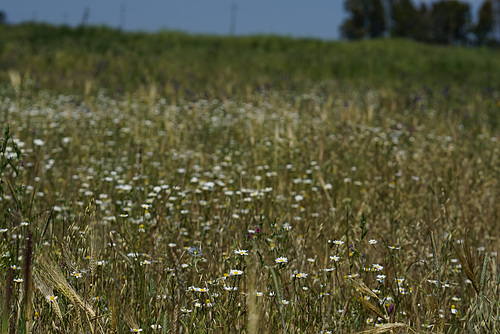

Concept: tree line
[[341, 0, 496, 45]]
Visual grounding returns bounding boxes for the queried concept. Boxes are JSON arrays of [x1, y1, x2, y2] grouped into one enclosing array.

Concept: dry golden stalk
[[33, 270, 63, 322], [358, 297, 386, 320], [356, 322, 416, 334], [37, 258, 96, 319], [452, 240, 479, 295]]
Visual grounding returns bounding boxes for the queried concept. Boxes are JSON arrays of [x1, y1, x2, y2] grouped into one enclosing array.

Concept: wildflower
[[330, 255, 340, 261], [33, 139, 45, 146], [46, 295, 58, 301], [229, 269, 243, 276], [451, 305, 458, 314], [234, 249, 248, 256], [130, 328, 143, 332], [275, 257, 288, 264], [14, 278, 24, 283], [369, 239, 378, 245], [188, 247, 203, 256], [330, 240, 344, 245], [293, 272, 308, 278], [372, 264, 384, 271], [255, 292, 263, 297], [151, 324, 162, 330], [307, 258, 315, 263], [281, 300, 289, 305], [72, 272, 83, 278]]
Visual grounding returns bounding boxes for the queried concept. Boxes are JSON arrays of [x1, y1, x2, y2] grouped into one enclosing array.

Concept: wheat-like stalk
[[33, 270, 63, 322], [38, 258, 96, 319], [453, 239, 479, 295], [358, 296, 386, 320], [356, 322, 416, 334]]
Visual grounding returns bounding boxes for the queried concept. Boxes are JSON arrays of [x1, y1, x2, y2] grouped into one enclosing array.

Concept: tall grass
[[0, 24, 499, 333]]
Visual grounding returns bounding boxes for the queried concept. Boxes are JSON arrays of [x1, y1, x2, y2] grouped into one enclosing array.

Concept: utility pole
[[81, 7, 90, 27], [229, 0, 238, 35], [119, 4, 126, 31]]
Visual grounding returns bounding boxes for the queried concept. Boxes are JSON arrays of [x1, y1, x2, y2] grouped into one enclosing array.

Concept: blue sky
[[1, 0, 488, 40]]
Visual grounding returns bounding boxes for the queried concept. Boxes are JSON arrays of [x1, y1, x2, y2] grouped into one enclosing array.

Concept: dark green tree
[[427, 0, 471, 44], [388, 0, 419, 38], [340, 0, 387, 39], [471, 0, 493, 45], [0, 11, 6, 25]]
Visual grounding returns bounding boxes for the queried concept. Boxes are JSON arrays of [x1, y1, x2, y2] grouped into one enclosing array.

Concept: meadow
[[0, 24, 499, 333]]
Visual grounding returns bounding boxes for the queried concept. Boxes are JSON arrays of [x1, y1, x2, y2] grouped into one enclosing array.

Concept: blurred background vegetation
[[0, 23, 499, 100], [341, 0, 498, 46]]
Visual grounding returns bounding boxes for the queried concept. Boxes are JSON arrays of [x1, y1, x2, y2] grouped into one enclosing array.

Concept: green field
[[0, 24, 499, 333]]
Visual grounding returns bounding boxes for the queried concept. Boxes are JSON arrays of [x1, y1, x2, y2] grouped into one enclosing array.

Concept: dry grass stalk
[[23, 232, 33, 333], [169, 247, 184, 334], [37, 258, 96, 319], [172, 304, 179, 334], [89, 226, 98, 279], [246, 256, 259, 334], [452, 239, 479, 295], [33, 270, 63, 322], [357, 322, 416, 334], [358, 297, 386, 320], [350, 278, 381, 301]]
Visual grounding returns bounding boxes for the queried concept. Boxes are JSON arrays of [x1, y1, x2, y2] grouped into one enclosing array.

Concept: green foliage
[[472, 0, 494, 45], [0, 11, 6, 25], [389, 0, 420, 38], [1, 23, 500, 102], [343, 0, 496, 46], [426, 0, 471, 45], [341, 0, 386, 39]]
